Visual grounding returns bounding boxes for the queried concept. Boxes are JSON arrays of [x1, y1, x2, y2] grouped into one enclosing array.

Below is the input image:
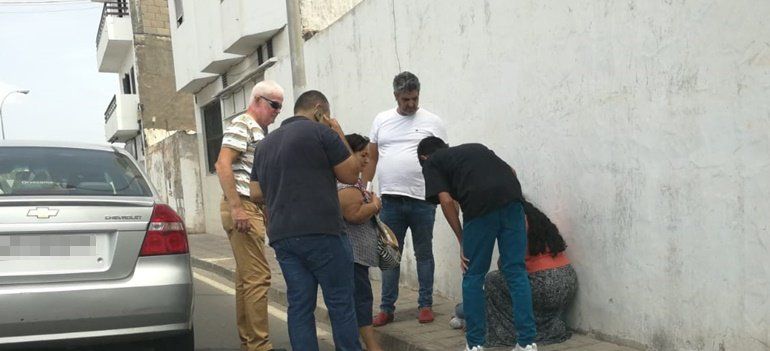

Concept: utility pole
[[285, 0, 306, 97]]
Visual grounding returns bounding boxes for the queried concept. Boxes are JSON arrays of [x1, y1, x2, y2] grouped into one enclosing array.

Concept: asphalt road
[[16, 268, 335, 351], [191, 268, 336, 351]]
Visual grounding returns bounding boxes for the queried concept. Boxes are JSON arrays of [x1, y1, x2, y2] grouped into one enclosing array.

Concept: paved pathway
[[189, 233, 639, 351]]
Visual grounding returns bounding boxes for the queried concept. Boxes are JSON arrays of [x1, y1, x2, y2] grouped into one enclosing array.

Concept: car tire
[[156, 327, 194, 351]]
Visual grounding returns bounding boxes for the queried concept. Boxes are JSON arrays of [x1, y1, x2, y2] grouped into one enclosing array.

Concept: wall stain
[[651, 330, 677, 351]]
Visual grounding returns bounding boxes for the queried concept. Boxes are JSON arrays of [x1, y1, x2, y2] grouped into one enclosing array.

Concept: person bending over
[[418, 137, 537, 351], [452, 200, 577, 347]]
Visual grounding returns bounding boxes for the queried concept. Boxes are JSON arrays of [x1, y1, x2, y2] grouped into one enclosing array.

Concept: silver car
[[0, 141, 193, 350]]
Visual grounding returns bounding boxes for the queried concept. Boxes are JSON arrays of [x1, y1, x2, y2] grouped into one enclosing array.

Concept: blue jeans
[[379, 195, 436, 312], [462, 201, 536, 347], [272, 234, 362, 351]]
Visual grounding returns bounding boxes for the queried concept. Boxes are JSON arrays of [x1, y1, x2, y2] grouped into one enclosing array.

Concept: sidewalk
[[189, 233, 638, 351]]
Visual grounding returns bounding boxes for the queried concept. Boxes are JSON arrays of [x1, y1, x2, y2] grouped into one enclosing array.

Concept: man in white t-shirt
[[215, 80, 286, 351], [363, 71, 447, 326]]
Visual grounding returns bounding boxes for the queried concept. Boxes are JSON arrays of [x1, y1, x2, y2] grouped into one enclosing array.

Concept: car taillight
[[140, 204, 189, 256]]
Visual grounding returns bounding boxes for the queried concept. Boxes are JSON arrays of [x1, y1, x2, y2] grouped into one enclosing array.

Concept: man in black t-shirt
[[250, 90, 362, 351], [417, 137, 538, 351]]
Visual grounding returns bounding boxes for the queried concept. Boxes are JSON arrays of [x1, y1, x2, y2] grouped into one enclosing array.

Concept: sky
[[0, 0, 115, 143]]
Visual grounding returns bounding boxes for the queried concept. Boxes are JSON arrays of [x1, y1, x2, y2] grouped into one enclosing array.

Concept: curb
[[191, 256, 291, 317], [191, 256, 235, 282], [190, 256, 433, 351]]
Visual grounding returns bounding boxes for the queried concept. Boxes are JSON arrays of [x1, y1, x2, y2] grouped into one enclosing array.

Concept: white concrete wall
[[192, 79, 226, 236], [264, 29, 297, 119], [166, 0, 217, 92], [302, 1, 770, 350], [220, 0, 286, 55], [192, 0, 241, 74], [145, 131, 205, 233], [117, 46, 135, 88], [299, 0, 363, 36]]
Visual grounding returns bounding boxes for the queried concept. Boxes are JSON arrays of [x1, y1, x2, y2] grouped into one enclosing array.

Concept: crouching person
[[451, 199, 578, 346], [417, 137, 537, 351]]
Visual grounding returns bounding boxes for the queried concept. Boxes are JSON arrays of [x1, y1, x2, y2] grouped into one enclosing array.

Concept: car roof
[[0, 140, 119, 152]]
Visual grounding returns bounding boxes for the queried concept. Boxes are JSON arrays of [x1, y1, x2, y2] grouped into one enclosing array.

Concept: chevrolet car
[[0, 141, 193, 350]]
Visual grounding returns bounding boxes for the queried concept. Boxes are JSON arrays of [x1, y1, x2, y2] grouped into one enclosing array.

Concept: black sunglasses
[[259, 96, 282, 110]]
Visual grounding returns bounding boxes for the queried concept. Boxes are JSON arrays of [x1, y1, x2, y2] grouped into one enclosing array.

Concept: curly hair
[[523, 199, 567, 256]]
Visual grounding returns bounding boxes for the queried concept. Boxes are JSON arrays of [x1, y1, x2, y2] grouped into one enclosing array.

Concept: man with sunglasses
[[363, 71, 447, 326], [215, 80, 286, 351]]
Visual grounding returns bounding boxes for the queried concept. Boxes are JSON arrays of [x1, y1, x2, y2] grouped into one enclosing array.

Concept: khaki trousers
[[220, 197, 273, 351]]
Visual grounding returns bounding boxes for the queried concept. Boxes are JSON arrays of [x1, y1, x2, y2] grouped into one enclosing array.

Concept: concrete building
[[166, 1, 769, 350], [93, 0, 204, 232], [164, 0, 360, 235]]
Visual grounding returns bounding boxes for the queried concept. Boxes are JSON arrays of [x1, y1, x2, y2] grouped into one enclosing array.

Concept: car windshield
[[0, 147, 152, 197]]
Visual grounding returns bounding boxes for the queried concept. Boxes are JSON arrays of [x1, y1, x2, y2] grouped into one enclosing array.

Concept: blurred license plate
[[0, 234, 98, 259]]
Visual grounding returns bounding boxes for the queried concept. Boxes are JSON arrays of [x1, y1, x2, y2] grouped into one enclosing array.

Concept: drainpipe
[[285, 0, 306, 96]]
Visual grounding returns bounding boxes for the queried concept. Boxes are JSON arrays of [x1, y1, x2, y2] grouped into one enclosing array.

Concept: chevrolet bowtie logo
[[27, 207, 60, 219]]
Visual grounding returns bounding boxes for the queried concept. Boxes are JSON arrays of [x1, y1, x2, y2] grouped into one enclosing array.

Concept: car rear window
[[0, 147, 152, 197]]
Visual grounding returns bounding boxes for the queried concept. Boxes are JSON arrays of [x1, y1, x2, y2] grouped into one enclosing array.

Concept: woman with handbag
[[337, 133, 384, 351]]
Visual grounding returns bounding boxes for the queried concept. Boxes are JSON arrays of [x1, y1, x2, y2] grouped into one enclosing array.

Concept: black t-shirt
[[422, 143, 523, 222], [251, 116, 351, 244]]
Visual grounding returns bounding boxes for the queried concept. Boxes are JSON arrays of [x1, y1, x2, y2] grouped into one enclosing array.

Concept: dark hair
[[294, 90, 328, 114], [345, 133, 370, 153], [393, 71, 420, 94], [417, 136, 448, 159], [523, 199, 567, 256]]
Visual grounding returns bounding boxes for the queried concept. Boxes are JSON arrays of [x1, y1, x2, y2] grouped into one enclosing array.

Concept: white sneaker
[[449, 316, 465, 329], [513, 343, 538, 351], [465, 345, 485, 351]]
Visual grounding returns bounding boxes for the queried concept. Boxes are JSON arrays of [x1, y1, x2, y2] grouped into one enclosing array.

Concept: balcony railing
[[104, 93, 139, 143], [104, 94, 117, 122], [96, 0, 129, 47]]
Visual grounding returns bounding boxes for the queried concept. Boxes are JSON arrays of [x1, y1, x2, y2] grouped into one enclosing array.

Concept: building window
[[122, 67, 137, 94], [173, 0, 184, 26], [256, 39, 274, 66], [220, 79, 256, 120], [122, 74, 131, 94], [202, 100, 223, 173], [129, 67, 136, 92]]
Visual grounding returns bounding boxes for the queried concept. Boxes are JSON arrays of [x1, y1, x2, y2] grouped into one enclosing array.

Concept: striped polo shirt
[[221, 113, 265, 197]]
